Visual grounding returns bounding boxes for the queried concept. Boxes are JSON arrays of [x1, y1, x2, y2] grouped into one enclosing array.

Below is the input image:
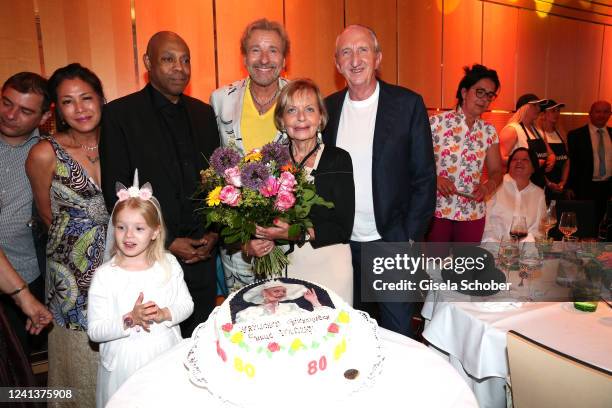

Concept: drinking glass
[[519, 243, 544, 301], [559, 211, 577, 239], [498, 236, 518, 274], [510, 216, 528, 243], [541, 201, 557, 239]]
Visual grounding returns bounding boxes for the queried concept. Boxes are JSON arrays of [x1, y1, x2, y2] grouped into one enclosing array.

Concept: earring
[[316, 130, 323, 144]]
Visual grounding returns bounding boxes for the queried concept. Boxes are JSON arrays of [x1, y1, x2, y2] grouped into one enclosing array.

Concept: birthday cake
[[185, 277, 383, 407]]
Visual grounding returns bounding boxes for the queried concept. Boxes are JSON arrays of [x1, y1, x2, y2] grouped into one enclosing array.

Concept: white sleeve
[[528, 190, 547, 238], [162, 254, 194, 328], [87, 265, 130, 342]]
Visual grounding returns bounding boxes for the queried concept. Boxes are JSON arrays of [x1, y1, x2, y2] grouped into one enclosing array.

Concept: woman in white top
[[483, 148, 546, 242], [499, 94, 555, 188]]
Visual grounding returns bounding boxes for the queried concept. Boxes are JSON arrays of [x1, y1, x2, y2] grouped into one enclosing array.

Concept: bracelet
[[9, 283, 27, 297]]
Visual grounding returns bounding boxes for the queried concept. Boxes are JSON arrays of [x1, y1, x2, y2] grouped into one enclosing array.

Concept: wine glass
[[541, 201, 557, 239], [519, 243, 544, 301], [559, 211, 577, 240], [509, 216, 528, 243]]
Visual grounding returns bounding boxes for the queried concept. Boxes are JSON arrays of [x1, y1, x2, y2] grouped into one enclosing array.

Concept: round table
[[108, 327, 478, 407]]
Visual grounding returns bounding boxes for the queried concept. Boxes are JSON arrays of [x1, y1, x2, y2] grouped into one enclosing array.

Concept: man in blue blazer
[[323, 25, 436, 338]]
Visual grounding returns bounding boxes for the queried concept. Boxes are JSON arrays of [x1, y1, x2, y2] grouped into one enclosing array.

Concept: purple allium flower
[[241, 162, 270, 190], [210, 147, 241, 175], [261, 142, 290, 165]]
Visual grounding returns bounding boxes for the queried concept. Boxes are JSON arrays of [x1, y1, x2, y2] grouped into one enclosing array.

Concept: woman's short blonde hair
[[273, 78, 328, 132]]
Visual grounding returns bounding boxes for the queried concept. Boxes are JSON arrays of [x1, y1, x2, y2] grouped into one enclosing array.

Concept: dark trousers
[[349, 240, 415, 339], [179, 248, 218, 337], [577, 178, 612, 226], [0, 276, 46, 357]]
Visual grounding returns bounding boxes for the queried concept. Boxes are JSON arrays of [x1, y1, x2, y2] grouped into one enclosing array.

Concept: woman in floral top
[[427, 64, 503, 243]]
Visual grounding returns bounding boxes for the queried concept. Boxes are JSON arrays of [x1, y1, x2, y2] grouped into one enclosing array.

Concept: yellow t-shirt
[[240, 81, 278, 153]]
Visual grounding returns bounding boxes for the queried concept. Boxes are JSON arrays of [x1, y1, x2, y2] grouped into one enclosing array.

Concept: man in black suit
[[100, 31, 220, 335], [323, 25, 436, 338], [567, 100, 611, 225]]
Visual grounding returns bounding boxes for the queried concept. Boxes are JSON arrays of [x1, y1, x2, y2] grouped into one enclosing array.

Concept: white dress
[[286, 147, 354, 305], [87, 253, 194, 407]]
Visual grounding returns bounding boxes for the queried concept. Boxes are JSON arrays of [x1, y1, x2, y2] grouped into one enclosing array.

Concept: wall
[[0, 0, 610, 124]]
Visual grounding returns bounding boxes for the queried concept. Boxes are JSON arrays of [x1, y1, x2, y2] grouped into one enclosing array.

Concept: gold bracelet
[[9, 283, 27, 297]]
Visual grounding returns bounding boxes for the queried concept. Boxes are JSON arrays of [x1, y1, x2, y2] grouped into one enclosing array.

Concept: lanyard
[[289, 140, 320, 169]]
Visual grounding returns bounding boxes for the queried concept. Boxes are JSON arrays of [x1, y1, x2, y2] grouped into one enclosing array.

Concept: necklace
[[80, 143, 98, 152], [289, 140, 320, 169], [251, 87, 280, 108], [70, 133, 99, 163]]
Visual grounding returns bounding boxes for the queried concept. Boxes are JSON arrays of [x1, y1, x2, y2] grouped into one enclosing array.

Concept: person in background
[[100, 31, 220, 336], [323, 25, 436, 338], [499, 94, 555, 187], [567, 100, 611, 225], [0, 72, 51, 355], [26, 63, 108, 408], [427, 64, 503, 243], [536, 99, 570, 201], [1, 249, 52, 395], [210, 19, 290, 292], [482, 147, 546, 242]]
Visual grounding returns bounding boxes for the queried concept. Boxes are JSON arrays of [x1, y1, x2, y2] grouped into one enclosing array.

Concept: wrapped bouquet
[[197, 142, 332, 279]]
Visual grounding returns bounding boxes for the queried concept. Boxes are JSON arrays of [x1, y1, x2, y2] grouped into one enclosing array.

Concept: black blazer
[[323, 80, 436, 241], [567, 124, 612, 198], [100, 86, 220, 244], [310, 145, 354, 248]]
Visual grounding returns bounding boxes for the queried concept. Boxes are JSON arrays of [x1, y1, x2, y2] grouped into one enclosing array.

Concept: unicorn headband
[[115, 169, 153, 202], [105, 169, 164, 262]]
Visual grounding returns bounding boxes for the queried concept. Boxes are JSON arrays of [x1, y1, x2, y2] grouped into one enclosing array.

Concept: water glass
[[498, 236, 518, 273], [519, 243, 544, 301]]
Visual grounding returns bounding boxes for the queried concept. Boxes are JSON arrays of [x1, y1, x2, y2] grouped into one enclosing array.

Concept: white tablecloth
[[422, 294, 612, 408], [108, 328, 478, 408]]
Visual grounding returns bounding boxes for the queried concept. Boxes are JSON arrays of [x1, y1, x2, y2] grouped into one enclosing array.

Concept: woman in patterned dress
[[427, 64, 503, 243], [26, 63, 108, 408]]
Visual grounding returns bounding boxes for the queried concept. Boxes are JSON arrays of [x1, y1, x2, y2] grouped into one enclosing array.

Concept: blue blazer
[[323, 80, 436, 241]]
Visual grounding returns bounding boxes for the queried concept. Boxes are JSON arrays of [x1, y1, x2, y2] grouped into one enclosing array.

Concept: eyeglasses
[[474, 88, 497, 101]]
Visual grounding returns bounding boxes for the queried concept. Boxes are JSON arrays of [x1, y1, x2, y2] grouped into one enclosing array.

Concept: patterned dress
[[45, 137, 109, 331]]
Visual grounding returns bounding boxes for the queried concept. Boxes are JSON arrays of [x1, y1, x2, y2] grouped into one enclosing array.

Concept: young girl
[[87, 174, 193, 407]]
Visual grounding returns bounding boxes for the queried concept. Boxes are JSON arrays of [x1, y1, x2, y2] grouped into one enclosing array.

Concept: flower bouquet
[[197, 142, 333, 279]]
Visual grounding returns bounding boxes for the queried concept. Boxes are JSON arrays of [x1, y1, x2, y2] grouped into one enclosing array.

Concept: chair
[[552, 200, 598, 239], [506, 330, 612, 408]]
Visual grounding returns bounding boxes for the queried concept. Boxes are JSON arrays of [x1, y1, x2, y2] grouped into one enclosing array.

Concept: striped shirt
[[0, 129, 41, 283]]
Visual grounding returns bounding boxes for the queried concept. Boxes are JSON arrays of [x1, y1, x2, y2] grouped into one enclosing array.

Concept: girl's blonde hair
[[110, 197, 170, 281]]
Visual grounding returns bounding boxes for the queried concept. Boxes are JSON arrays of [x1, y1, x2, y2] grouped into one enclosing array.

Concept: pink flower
[[219, 185, 241, 207], [278, 171, 297, 192], [223, 166, 242, 187], [116, 189, 130, 201], [259, 176, 280, 197], [139, 189, 152, 200], [221, 323, 233, 332], [274, 190, 296, 212], [327, 323, 339, 333], [267, 342, 280, 352]]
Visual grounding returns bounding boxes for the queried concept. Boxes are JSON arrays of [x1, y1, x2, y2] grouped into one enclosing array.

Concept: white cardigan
[[87, 253, 193, 371]]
